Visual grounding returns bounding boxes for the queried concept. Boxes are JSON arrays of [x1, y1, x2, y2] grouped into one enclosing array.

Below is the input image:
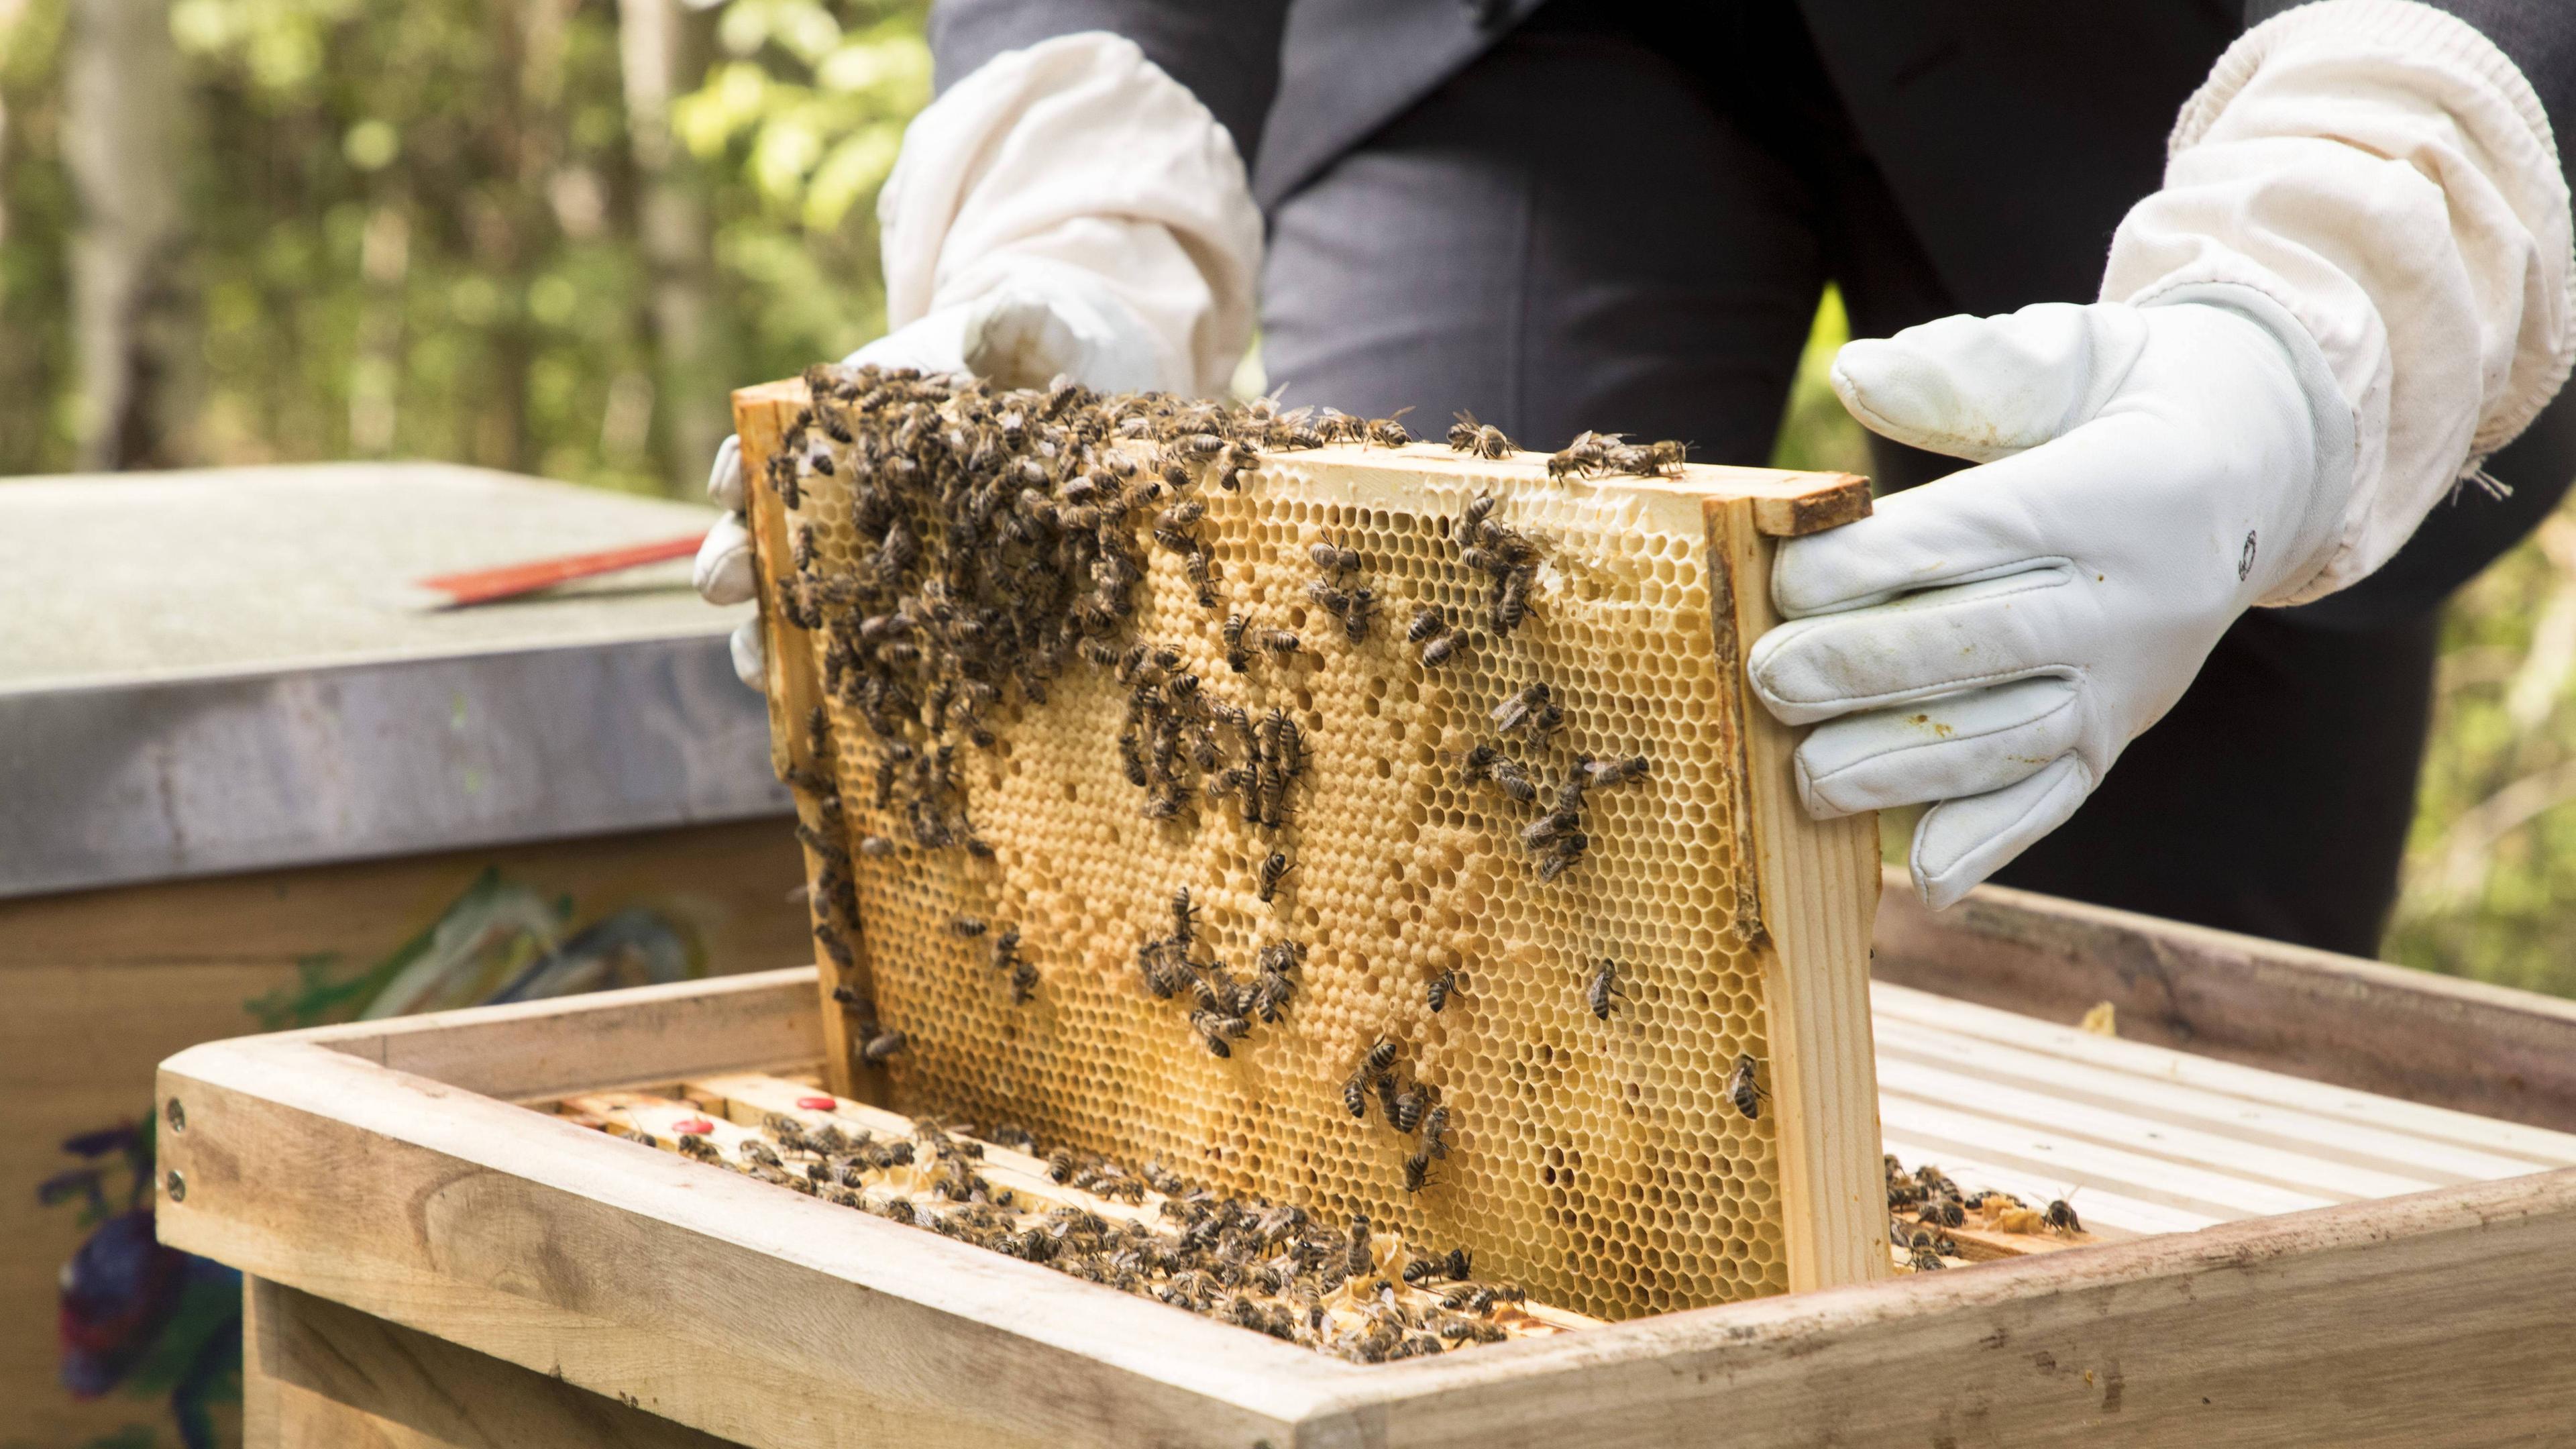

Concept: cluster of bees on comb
[[758, 360, 1743, 1348], [640, 1106, 1552, 1362], [1884, 1153, 2084, 1272]]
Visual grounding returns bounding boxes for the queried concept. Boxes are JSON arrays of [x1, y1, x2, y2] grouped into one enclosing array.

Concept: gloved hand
[[692, 274, 1177, 688], [695, 31, 1261, 691], [1746, 297, 2355, 908]]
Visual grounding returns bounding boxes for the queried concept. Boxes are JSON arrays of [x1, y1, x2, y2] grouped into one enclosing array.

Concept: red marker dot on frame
[[797, 1095, 838, 1112], [673, 1118, 715, 1135]]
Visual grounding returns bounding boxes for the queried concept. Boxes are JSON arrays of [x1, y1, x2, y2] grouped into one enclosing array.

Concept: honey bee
[[1342, 1073, 1371, 1120], [1376, 1069, 1406, 1125], [989, 926, 1021, 968], [1009, 959, 1040, 1005], [1426, 966, 1464, 1013], [1615, 439, 1688, 477], [951, 915, 987, 938], [1171, 887, 1200, 947], [1492, 566, 1533, 633], [1346, 1214, 1373, 1277], [813, 922, 855, 967], [1256, 850, 1295, 902], [1367, 409, 1413, 447], [2043, 1198, 2083, 1236], [1189, 1010, 1246, 1056], [678, 1134, 721, 1163], [1250, 961, 1298, 1023], [1259, 628, 1301, 657], [1222, 612, 1252, 672], [1421, 1105, 1454, 1161], [1358, 1036, 1399, 1082], [1469, 747, 1538, 804], [1420, 631, 1462, 668], [1389, 1084, 1429, 1135], [1580, 753, 1652, 788], [1447, 412, 1514, 460], [1406, 604, 1447, 643], [1491, 682, 1549, 734], [1536, 832, 1589, 881], [1313, 408, 1366, 445], [1401, 1149, 1442, 1193], [1727, 1053, 1770, 1122], [1548, 429, 1626, 482], [1587, 959, 1626, 1020], [1519, 810, 1580, 848], [1309, 536, 1360, 576], [1919, 1197, 1966, 1229], [1340, 586, 1376, 641], [1904, 1230, 1947, 1273], [861, 1030, 909, 1065]]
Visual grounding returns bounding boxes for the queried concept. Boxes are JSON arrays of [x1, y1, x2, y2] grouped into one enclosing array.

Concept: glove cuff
[[877, 32, 1262, 396], [2141, 285, 2357, 604]]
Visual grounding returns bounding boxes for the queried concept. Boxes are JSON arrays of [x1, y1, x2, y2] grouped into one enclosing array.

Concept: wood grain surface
[[1874, 871, 2576, 1132]]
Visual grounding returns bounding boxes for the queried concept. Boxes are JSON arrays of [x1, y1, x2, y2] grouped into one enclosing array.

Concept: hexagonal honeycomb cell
[[734, 376, 1879, 1322]]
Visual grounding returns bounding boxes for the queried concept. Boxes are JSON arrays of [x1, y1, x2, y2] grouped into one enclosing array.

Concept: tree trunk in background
[[619, 0, 725, 494], [64, 0, 197, 470], [0, 0, 17, 252]]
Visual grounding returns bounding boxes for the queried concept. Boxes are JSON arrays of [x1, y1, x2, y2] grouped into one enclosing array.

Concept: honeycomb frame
[[733, 378, 1886, 1320]]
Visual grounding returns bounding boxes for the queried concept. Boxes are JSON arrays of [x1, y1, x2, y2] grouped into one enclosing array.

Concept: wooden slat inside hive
[[731, 376, 1885, 1320], [551, 1073, 1603, 1346]]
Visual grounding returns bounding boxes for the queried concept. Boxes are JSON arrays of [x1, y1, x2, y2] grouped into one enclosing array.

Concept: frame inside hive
[[731, 376, 1885, 1318]]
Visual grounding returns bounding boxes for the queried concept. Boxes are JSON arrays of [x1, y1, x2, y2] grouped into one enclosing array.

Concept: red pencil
[[407, 532, 710, 609]]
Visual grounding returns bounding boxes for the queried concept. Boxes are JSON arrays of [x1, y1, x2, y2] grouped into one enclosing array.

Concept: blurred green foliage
[[0, 0, 926, 489], [1, 1, 2569, 984], [2387, 515, 2576, 991]]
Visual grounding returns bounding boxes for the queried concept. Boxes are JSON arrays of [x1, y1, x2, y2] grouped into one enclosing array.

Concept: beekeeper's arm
[[1748, 0, 2576, 908], [696, 9, 1271, 684]]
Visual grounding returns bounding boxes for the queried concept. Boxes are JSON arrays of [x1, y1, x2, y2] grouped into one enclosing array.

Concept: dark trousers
[[1258, 3, 2438, 956]]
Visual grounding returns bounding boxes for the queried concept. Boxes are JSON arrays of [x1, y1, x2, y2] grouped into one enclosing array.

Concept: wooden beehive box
[[730, 372, 1888, 1316], [156, 880, 2576, 1448]]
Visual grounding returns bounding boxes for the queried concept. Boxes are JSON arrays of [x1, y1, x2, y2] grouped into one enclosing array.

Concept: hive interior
[[752, 374, 1805, 1321]]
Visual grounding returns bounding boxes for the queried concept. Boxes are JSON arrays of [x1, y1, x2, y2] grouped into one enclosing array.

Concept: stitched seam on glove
[[1801, 693, 2082, 791], [1911, 756, 2094, 893], [1766, 664, 2087, 720], [1778, 556, 2078, 619]]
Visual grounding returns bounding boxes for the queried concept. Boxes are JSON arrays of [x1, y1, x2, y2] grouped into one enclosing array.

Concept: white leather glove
[[1754, 0, 2575, 910], [1746, 297, 2354, 909], [696, 30, 1261, 690], [693, 277, 1179, 687]]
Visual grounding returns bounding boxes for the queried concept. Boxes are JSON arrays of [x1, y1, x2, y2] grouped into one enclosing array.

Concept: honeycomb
[[741, 374, 1857, 1321]]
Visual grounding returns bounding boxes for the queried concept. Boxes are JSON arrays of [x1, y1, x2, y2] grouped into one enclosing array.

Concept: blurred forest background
[[0, 0, 2567, 994]]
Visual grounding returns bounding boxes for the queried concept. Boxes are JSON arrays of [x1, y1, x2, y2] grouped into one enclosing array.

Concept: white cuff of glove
[[875, 31, 1261, 397], [2104, 0, 2574, 602]]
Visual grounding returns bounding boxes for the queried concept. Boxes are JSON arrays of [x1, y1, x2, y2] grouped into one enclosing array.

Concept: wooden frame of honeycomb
[[733, 376, 1888, 1316]]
